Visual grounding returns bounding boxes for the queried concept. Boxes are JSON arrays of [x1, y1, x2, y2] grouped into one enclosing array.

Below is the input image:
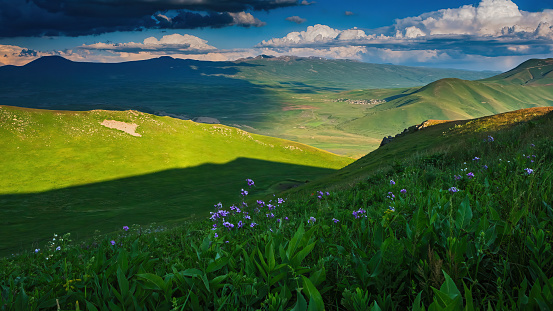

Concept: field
[[0, 105, 352, 257], [2, 107, 552, 310]]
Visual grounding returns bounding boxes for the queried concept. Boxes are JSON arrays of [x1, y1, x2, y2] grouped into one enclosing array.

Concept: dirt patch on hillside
[[282, 105, 318, 111], [100, 120, 141, 137]]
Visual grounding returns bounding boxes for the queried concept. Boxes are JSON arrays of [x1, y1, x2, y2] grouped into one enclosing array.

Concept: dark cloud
[[285, 16, 306, 24], [0, 0, 298, 37]]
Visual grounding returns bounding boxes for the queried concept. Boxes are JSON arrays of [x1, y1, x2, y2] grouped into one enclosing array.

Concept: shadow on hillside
[[0, 57, 282, 124], [0, 157, 336, 257]]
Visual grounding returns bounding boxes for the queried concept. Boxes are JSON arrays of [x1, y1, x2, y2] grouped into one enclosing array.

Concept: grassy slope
[[0, 105, 352, 256], [2, 107, 552, 310], [0, 56, 498, 158], [292, 107, 553, 193], [336, 67, 553, 145]]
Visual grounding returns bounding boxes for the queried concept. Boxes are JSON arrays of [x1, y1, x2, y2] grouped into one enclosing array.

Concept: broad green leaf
[[291, 242, 316, 268], [291, 290, 308, 311], [301, 275, 325, 311], [117, 249, 129, 274], [117, 267, 129, 299], [412, 291, 425, 311], [206, 257, 229, 273], [463, 282, 474, 311], [136, 273, 166, 291], [440, 270, 461, 299], [455, 196, 472, 230]]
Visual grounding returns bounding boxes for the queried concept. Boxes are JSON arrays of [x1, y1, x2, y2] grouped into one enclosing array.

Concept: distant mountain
[[482, 58, 553, 85]]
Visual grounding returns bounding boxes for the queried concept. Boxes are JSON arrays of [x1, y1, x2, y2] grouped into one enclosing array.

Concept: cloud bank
[[0, 0, 295, 37], [255, 0, 553, 69]]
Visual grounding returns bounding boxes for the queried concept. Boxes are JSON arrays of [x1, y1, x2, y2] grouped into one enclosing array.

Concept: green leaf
[[462, 281, 474, 311], [206, 257, 229, 273], [291, 242, 316, 268], [370, 301, 382, 311], [117, 267, 129, 300], [117, 249, 129, 274], [301, 275, 325, 311], [287, 223, 305, 260], [412, 291, 425, 311], [86, 301, 99, 311], [291, 290, 308, 311], [136, 273, 166, 291], [455, 195, 472, 230], [440, 270, 461, 300]]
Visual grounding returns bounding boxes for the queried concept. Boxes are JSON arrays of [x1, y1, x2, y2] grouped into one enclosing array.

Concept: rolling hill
[[335, 58, 553, 142], [0, 105, 352, 256]]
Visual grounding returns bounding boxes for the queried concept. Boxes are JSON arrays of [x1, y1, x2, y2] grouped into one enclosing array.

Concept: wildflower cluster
[[352, 208, 367, 219], [313, 190, 330, 199]]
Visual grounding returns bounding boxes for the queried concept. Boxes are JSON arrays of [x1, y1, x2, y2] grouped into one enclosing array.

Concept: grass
[[1, 107, 552, 310], [0, 105, 352, 256]]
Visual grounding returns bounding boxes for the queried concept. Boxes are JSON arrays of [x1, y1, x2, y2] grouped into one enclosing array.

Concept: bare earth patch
[[100, 120, 142, 137]]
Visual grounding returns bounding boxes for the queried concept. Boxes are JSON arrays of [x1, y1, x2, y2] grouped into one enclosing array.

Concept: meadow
[[1, 107, 552, 310], [0, 105, 352, 257]]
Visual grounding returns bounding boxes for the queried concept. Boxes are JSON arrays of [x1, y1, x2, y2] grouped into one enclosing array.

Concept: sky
[[0, 0, 552, 71]]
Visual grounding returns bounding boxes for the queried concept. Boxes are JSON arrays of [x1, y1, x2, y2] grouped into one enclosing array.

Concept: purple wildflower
[[466, 172, 475, 179], [389, 206, 395, 212], [390, 180, 396, 185], [524, 168, 534, 175], [238, 221, 243, 228], [332, 218, 339, 223], [473, 157, 480, 161], [250, 222, 257, 228], [123, 226, 129, 231], [214, 233, 218, 238], [308, 217, 316, 224], [246, 178, 255, 187], [241, 189, 248, 196], [482, 165, 488, 169], [35, 249, 40, 253], [449, 187, 459, 193], [277, 198, 285, 204], [285, 217, 289, 221], [110, 241, 115, 246], [454, 175, 462, 180], [257, 200, 265, 206], [487, 136, 494, 142], [400, 189, 407, 194], [267, 204, 274, 210], [325, 192, 330, 196], [244, 215, 251, 220], [387, 192, 395, 200], [223, 221, 234, 230]]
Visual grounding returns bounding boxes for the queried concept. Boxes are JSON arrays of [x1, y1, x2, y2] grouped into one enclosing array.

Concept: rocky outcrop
[[379, 120, 439, 147]]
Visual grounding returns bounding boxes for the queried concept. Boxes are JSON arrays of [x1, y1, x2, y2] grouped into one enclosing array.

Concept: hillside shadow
[[0, 57, 280, 123], [0, 157, 336, 257]]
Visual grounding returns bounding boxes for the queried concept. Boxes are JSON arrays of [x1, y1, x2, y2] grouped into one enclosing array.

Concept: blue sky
[[0, 0, 552, 70]]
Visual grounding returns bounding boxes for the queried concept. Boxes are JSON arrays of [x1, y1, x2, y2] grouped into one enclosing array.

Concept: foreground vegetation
[[2, 108, 552, 310]]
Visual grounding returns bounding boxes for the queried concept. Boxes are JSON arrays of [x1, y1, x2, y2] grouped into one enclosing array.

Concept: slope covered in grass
[[2, 107, 552, 310], [336, 62, 553, 142], [0, 105, 352, 256]]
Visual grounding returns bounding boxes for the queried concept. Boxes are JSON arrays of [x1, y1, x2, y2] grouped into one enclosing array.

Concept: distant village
[[333, 98, 386, 105]]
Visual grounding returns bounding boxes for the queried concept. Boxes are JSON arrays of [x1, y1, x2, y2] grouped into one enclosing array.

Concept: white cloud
[[80, 34, 217, 53], [229, 12, 266, 27], [286, 16, 307, 24]]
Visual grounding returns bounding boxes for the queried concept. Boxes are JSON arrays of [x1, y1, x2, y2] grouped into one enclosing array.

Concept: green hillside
[[0, 105, 352, 256], [482, 58, 553, 85], [2, 107, 552, 310], [334, 63, 553, 144]]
